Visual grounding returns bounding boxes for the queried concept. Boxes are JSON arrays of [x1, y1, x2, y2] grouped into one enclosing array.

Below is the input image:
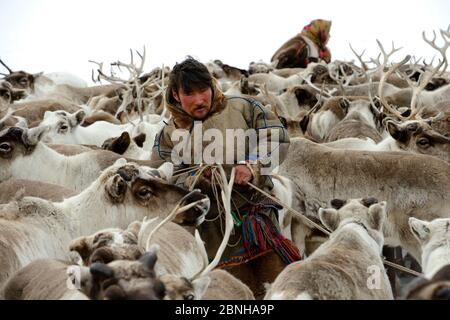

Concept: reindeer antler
[[394, 25, 450, 119], [0, 59, 13, 74], [378, 55, 412, 120], [422, 26, 450, 75], [371, 40, 403, 69], [349, 43, 369, 71], [90, 46, 166, 123]]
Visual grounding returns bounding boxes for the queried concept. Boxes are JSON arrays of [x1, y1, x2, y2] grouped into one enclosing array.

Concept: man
[[151, 57, 299, 297], [271, 19, 332, 69]]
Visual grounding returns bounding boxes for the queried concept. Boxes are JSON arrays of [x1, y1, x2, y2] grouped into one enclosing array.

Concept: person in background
[[271, 19, 332, 69]]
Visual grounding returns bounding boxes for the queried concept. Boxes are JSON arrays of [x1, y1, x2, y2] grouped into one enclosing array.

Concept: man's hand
[[234, 164, 253, 186]]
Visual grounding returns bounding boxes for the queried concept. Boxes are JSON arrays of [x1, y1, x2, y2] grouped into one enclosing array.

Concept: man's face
[[173, 86, 212, 120]]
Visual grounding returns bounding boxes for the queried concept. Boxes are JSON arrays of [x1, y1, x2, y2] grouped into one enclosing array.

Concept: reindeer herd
[[0, 25, 450, 300]]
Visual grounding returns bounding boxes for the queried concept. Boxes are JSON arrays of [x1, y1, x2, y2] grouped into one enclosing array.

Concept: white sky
[[1, 0, 449, 84]]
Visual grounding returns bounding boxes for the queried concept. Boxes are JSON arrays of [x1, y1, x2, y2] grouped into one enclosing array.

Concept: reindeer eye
[[406, 123, 418, 132], [137, 188, 153, 199], [58, 123, 69, 133], [184, 294, 195, 300], [1, 91, 10, 100], [0, 142, 12, 153], [19, 78, 28, 84], [417, 138, 430, 147]]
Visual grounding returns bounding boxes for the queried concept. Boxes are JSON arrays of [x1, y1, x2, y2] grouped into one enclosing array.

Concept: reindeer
[[276, 137, 450, 261], [265, 198, 393, 300], [0, 159, 209, 288]]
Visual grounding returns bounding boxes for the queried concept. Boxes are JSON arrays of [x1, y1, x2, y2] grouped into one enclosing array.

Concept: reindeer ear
[[387, 121, 409, 143], [126, 221, 142, 239], [140, 249, 158, 272], [90, 247, 115, 265], [108, 132, 131, 155], [105, 174, 128, 203], [133, 133, 146, 148], [43, 111, 52, 120], [298, 113, 310, 133], [191, 276, 211, 300], [11, 88, 26, 101], [23, 125, 49, 146], [330, 198, 346, 210], [319, 208, 339, 231], [113, 158, 127, 167], [294, 88, 314, 105], [90, 262, 114, 280], [69, 110, 86, 127], [33, 72, 44, 79], [361, 197, 378, 208], [157, 162, 174, 180], [69, 237, 91, 264], [409, 217, 431, 243], [368, 201, 387, 231]]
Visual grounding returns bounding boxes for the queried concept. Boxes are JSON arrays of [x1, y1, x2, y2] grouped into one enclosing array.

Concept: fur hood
[[165, 78, 227, 129]]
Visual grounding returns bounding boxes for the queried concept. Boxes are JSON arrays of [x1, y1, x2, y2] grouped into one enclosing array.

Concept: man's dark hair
[[167, 56, 213, 105]]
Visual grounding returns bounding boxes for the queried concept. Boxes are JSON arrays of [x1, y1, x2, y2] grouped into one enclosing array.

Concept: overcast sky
[[1, 0, 449, 84]]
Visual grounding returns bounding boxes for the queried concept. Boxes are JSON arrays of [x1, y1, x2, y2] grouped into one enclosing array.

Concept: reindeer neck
[[53, 180, 110, 237], [12, 142, 67, 184], [423, 243, 450, 278]]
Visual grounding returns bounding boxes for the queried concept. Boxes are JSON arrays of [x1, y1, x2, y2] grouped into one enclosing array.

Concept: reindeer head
[[319, 197, 387, 249], [409, 217, 450, 275], [159, 273, 210, 300], [406, 265, 450, 300], [248, 61, 274, 74], [70, 221, 143, 266], [0, 126, 48, 158], [40, 109, 86, 144], [99, 160, 210, 226], [0, 81, 26, 110], [77, 247, 166, 300], [387, 119, 450, 163], [310, 64, 334, 84]]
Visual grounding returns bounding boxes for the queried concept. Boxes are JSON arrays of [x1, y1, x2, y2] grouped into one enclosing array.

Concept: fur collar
[[165, 78, 227, 129]]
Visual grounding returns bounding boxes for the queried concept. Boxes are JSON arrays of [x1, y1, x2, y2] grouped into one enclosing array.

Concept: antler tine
[[327, 63, 346, 96], [368, 75, 380, 113], [0, 58, 13, 74], [378, 55, 411, 120], [89, 59, 131, 85], [423, 56, 436, 68], [375, 39, 403, 67], [297, 74, 336, 98], [349, 43, 369, 71], [91, 69, 97, 83], [422, 28, 450, 74], [410, 55, 423, 67], [339, 64, 356, 86], [403, 25, 450, 117], [369, 53, 382, 68], [137, 46, 146, 73], [130, 48, 134, 66], [425, 111, 444, 124]]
